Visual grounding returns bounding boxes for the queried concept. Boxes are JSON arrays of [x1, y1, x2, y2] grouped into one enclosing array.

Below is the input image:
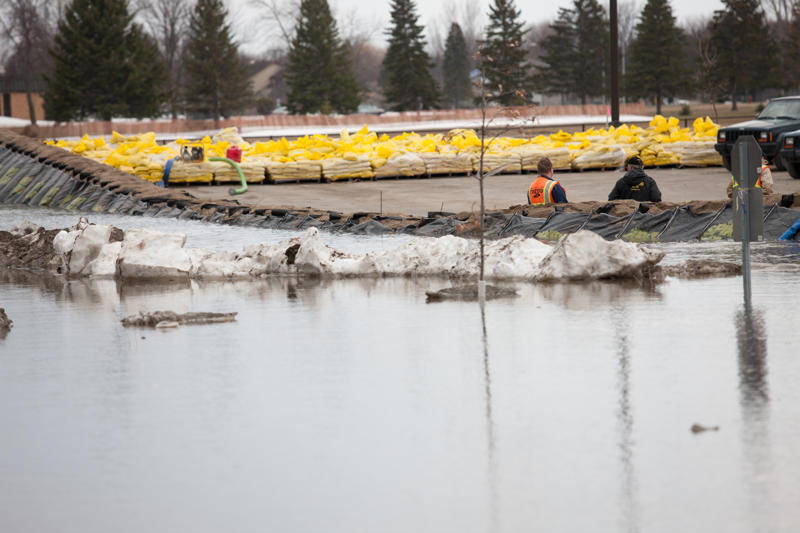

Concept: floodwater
[[2, 207, 800, 533]]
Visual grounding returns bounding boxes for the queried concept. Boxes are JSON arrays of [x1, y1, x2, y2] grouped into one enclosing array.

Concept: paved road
[[176, 166, 800, 217]]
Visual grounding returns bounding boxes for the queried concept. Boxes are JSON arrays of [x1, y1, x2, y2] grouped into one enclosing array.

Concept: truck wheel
[[774, 156, 786, 171], [722, 154, 732, 170], [786, 160, 800, 180]]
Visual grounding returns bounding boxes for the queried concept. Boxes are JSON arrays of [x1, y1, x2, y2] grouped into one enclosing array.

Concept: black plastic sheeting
[[1, 143, 799, 242], [658, 206, 721, 242], [535, 212, 590, 239], [624, 210, 674, 240], [495, 213, 547, 238], [415, 217, 461, 237], [763, 205, 800, 240], [581, 212, 634, 240]]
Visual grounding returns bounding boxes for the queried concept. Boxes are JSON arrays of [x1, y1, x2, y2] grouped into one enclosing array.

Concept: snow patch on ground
[[176, 115, 653, 142], [31, 114, 652, 142], [0, 117, 55, 127]]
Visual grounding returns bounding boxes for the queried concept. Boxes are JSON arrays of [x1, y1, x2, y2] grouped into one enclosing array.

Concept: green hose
[[208, 156, 248, 195]]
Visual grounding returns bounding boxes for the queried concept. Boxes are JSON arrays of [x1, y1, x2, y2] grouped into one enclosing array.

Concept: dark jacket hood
[[622, 168, 648, 185]]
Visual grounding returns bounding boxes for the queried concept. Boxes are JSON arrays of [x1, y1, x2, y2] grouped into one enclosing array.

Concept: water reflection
[[287, 280, 298, 300], [611, 304, 639, 533], [736, 306, 773, 532], [478, 298, 498, 532], [736, 307, 769, 406], [3, 268, 800, 532], [532, 279, 662, 309], [0, 268, 65, 293]]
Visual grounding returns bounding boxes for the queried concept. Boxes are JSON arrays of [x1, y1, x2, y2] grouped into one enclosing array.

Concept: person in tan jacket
[[727, 156, 774, 198]]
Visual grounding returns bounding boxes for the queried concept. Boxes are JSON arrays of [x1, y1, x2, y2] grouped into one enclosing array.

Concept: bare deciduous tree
[[429, 0, 483, 60], [685, 16, 721, 121], [140, 0, 189, 118], [760, 0, 792, 54], [618, 0, 639, 95], [0, 0, 59, 125], [472, 50, 535, 288], [336, 5, 383, 105], [761, 0, 792, 24], [524, 20, 551, 64], [249, 0, 300, 50]]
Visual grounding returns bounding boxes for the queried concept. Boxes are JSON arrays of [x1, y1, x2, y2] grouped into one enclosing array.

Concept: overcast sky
[[228, 0, 725, 55]]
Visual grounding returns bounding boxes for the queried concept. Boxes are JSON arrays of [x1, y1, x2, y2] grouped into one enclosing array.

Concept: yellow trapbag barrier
[[266, 160, 322, 183], [45, 116, 725, 184]]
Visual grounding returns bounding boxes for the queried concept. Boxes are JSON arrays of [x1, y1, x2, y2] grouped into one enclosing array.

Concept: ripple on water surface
[[2, 207, 800, 532]]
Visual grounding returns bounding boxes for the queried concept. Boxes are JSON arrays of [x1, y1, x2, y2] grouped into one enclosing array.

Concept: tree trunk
[[478, 98, 486, 283], [25, 91, 37, 126], [656, 86, 662, 116]]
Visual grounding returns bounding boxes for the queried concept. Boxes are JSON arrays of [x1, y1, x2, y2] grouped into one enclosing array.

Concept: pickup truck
[[777, 129, 800, 179], [715, 96, 800, 171]]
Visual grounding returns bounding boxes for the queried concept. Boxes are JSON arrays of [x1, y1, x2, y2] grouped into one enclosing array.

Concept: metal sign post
[[731, 136, 764, 307]]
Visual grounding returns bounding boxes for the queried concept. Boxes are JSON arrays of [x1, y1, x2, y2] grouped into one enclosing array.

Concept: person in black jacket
[[608, 156, 662, 202]]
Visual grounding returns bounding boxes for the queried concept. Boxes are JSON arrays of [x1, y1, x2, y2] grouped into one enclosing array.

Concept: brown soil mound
[[0, 227, 62, 272]]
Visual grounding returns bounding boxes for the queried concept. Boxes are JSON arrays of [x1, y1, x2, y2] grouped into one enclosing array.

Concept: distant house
[[0, 71, 46, 122], [246, 59, 286, 115]]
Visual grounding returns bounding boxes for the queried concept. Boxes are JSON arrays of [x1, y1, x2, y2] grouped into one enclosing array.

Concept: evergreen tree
[[784, 4, 800, 91], [709, 0, 776, 109], [442, 23, 472, 108], [286, 0, 360, 114], [121, 24, 167, 119], [1, 0, 54, 125], [381, 0, 440, 111], [182, 0, 252, 121], [538, 0, 608, 104], [478, 0, 532, 105], [535, 10, 576, 97], [44, 0, 166, 121], [142, 0, 189, 119], [626, 0, 687, 114]]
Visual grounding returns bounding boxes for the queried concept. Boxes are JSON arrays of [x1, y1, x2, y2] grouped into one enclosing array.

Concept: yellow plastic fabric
[[43, 116, 725, 185]]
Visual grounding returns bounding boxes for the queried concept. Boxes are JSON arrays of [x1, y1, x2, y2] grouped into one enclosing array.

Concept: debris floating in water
[[690, 423, 720, 434], [0, 308, 12, 339], [425, 284, 519, 303], [121, 311, 238, 328], [662, 260, 741, 278]]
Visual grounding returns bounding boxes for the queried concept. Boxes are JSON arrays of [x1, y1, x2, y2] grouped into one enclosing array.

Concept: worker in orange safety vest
[[527, 157, 568, 206], [728, 155, 774, 198]]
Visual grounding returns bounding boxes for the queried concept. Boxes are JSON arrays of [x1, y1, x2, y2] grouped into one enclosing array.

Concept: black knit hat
[[626, 156, 643, 168]]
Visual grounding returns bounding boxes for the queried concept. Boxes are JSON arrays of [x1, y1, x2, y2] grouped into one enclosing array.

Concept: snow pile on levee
[[41, 218, 663, 281]]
